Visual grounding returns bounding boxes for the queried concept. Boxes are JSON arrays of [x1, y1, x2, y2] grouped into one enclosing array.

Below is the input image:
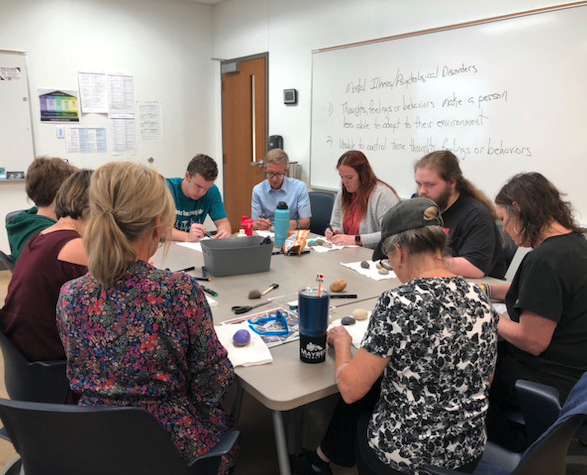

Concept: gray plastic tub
[[200, 236, 273, 277]]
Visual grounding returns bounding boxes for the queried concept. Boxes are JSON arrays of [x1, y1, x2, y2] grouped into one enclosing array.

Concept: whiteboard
[[310, 3, 587, 221], [0, 50, 34, 175]]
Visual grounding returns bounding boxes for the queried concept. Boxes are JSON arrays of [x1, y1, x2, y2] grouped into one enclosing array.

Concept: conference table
[[153, 237, 503, 475]]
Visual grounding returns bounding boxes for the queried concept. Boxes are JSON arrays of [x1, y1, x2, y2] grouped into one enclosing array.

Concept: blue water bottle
[[274, 201, 290, 247]]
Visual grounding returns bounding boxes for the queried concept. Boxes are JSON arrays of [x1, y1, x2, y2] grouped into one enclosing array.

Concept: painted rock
[[341, 316, 356, 326], [233, 329, 251, 347], [360, 261, 370, 269]]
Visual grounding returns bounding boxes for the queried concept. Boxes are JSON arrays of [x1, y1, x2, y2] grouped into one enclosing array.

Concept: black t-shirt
[[442, 194, 506, 279], [504, 233, 587, 396]]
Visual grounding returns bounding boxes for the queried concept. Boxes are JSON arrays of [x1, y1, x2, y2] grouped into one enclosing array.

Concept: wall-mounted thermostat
[[283, 89, 298, 105]]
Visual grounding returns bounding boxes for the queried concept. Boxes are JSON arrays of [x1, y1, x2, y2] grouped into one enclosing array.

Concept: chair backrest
[[515, 379, 562, 445], [0, 250, 14, 272], [0, 330, 68, 404], [496, 220, 518, 270], [0, 398, 198, 475], [504, 247, 532, 282], [5, 210, 24, 225], [512, 414, 584, 475], [308, 191, 335, 236]]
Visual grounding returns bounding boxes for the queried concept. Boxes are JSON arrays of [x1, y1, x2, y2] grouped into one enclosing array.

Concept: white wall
[[0, 0, 568, 253], [0, 0, 216, 252], [212, 0, 561, 186]]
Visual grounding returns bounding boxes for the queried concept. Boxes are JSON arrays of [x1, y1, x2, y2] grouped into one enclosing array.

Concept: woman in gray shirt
[[326, 150, 400, 249]]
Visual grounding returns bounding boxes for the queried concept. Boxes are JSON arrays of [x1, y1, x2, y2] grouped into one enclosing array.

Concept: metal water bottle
[[274, 201, 289, 247]]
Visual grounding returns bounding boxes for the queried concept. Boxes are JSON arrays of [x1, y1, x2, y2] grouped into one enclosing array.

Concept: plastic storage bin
[[200, 236, 273, 277]]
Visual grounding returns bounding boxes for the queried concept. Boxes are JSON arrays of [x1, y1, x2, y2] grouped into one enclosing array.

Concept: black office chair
[[0, 398, 239, 475], [0, 250, 14, 272], [308, 191, 335, 236], [0, 329, 68, 404], [5, 210, 24, 225]]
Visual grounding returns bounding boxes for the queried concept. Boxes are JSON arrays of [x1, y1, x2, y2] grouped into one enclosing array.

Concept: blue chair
[[308, 191, 335, 236], [424, 373, 587, 475], [0, 398, 239, 475]]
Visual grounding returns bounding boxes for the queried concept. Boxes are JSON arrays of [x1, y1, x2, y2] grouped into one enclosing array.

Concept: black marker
[[201, 286, 218, 297], [178, 266, 196, 273]]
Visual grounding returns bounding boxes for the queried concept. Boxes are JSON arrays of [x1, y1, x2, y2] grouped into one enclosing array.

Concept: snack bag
[[283, 229, 309, 255]]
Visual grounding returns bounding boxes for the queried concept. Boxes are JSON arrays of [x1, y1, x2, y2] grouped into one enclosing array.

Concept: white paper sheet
[[328, 311, 372, 348], [138, 100, 162, 142], [214, 322, 273, 367], [340, 260, 397, 281], [78, 71, 108, 113]]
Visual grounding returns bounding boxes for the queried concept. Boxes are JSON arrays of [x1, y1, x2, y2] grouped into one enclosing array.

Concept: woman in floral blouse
[[293, 198, 497, 475], [57, 162, 236, 473]]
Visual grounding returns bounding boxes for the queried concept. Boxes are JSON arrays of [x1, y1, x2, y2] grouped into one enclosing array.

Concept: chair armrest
[[187, 430, 239, 474], [194, 430, 239, 461], [423, 465, 459, 474], [515, 379, 561, 444]]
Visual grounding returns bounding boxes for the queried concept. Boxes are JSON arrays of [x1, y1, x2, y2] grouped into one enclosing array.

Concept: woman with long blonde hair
[[57, 162, 236, 473]]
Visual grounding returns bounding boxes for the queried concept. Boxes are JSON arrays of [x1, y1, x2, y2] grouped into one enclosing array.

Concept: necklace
[[58, 218, 80, 234]]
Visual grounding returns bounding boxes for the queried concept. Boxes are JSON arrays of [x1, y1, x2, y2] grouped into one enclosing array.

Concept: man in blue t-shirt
[[251, 148, 311, 231], [166, 154, 232, 241]]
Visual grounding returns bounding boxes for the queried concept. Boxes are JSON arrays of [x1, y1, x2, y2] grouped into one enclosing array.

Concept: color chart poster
[[38, 89, 80, 122]]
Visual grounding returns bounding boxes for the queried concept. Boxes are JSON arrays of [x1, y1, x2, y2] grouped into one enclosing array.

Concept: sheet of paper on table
[[328, 311, 372, 348], [177, 236, 211, 253], [214, 322, 273, 367], [340, 260, 397, 281]]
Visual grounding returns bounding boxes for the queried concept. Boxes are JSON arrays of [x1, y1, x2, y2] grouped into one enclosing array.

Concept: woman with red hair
[[325, 151, 400, 248]]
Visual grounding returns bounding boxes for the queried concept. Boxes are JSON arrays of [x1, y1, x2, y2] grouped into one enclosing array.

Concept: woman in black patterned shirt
[[292, 198, 498, 475]]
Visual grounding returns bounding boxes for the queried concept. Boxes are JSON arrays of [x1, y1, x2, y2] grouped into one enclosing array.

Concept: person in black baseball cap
[[292, 195, 498, 475], [372, 196, 444, 262]]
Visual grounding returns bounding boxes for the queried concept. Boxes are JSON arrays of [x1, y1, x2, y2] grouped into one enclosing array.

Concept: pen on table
[[177, 266, 196, 273], [201, 286, 218, 297]]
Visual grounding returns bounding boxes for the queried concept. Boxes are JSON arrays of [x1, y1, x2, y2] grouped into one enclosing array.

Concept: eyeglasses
[[265, 172, 285, 179], [378, 259, 393, 271]]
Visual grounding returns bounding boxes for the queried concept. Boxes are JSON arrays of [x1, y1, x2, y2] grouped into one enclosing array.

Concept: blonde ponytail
[[84, 162, 175, 286]]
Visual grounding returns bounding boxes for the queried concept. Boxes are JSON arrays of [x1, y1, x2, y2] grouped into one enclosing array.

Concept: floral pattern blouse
[[57, 260, 235, 470], [361, 277, 498, 474]]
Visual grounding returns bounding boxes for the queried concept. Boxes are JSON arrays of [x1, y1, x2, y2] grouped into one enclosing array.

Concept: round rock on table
[[233, 329, 251, 347], [341, 316, 356, 326]]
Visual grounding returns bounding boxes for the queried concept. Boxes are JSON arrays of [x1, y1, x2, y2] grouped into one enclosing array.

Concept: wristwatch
[[295, 219, 301, 230], [355, 235, 361, 245]]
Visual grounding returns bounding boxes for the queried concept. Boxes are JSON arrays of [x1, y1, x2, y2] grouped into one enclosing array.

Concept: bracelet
[[479, 283, 492, 298], [335, 362, 349, 384]]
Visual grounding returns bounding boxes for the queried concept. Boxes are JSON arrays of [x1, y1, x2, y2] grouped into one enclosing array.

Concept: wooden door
[[221, 55, 267, 232]]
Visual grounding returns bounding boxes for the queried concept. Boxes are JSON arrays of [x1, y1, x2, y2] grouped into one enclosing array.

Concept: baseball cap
[[372, 197, 444, 261]]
